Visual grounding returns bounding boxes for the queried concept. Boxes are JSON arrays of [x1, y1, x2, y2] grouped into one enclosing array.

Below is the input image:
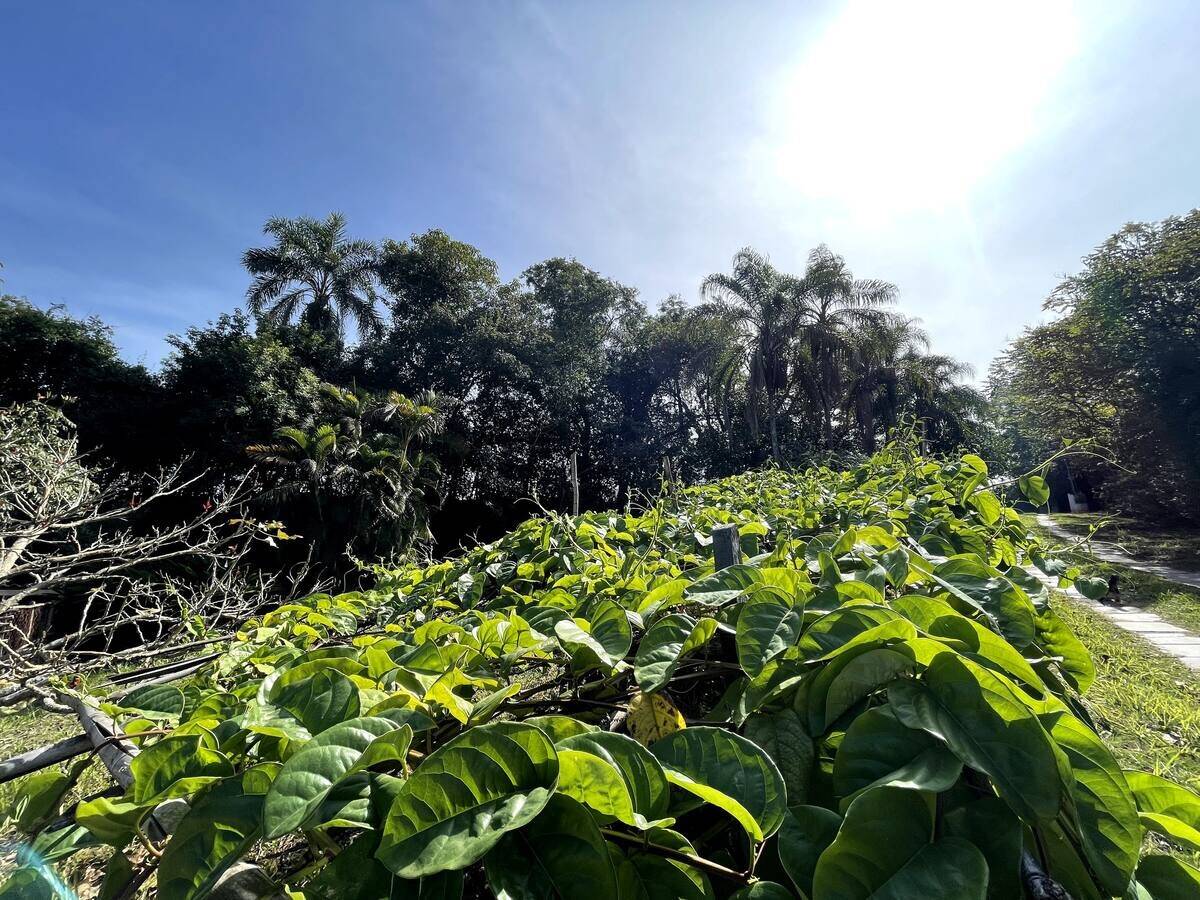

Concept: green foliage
[[989, 210, 1200, 520], [9, 441, 1200, 898]]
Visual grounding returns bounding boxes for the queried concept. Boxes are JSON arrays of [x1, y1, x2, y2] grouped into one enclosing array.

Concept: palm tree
[[843, 314, 930, 453], [702, 249, 800, 463], [895, 353, 987, 453], [247, 384, 445, 561], [242, 213, 382, 343], [791, 246, 897, 449]]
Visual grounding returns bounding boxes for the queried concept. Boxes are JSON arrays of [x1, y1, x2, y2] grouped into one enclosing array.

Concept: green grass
[[1025, 514, 1200, 634], [1055, 597, 1200, 790], [1047, 513, 1200, 572], [1054, 595, 1200, 867]]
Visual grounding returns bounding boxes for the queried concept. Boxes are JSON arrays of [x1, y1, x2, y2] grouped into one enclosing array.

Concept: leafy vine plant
[[5, 440, 1199, 899]]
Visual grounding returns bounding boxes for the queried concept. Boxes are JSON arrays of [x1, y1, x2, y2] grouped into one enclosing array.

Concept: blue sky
[[2, 1, 1198, 375]]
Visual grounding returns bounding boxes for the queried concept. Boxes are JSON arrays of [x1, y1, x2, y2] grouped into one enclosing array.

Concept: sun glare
[[762, 0, 1080, 215]]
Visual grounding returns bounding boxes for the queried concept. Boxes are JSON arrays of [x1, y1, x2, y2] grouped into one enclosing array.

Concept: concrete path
[[1036, 515, 1200, 589], [1033, 514, 1200, 670]]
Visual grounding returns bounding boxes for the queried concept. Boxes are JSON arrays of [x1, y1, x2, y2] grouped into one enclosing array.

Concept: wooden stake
[[712, 524, 741, 570], [570, 452, 580, 516]]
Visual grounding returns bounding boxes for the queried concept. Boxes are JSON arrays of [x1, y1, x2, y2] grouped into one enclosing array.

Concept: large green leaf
[[270, 667, 360, 734], [613, 827, 714, 900], [813, 786, 986, 900], [555, 748, 639, 827], [797, 607, 902, 659], [926, 614, 1045, 693], [1047, 713, 1140, 894], [119, 683, 187, 720], [130, 734, 234, 804], [833, 706, 961, 808], [809, 647, 916, 734], [377, 721, 559, 878], [735, 593, 802, 677], [557, 731, 670, 824], [942, 796, 1022, 900], [262, 716, 408, 838], [158, 768, 273, 900], [554, 601, 630, 670], [931, 557, 1037, 648], [483, 794, 618, 899], [634, 614, 718, 692], [888, 652, 1063, 823], [1018, 474, 1050, 507], [650, 726, 786, 841], [777, 805, 841, 897], [744, 709, 814, 805], [685, 565, 762, 606], [1135, 855, 1200, 900], [1033, 606, 1095, 693], [524, 715, 600, 743], [1124, 771, 1200, 852]]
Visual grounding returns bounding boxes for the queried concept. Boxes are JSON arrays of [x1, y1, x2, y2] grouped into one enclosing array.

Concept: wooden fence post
[[712, 524, 741, 570], [570, 452, 580, 516]]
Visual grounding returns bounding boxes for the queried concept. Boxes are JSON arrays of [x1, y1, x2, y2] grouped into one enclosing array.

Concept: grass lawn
[[1046, 512, 1200, 572], [1025, 514, 1200, 634]]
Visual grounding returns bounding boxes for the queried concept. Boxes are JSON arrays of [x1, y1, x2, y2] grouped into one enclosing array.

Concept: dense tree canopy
[[989, 209, 1200, 520], [1, 216, 988, 567]]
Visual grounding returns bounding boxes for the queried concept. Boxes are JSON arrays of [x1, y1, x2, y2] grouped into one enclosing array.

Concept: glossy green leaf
[[777, 804, 841, 897], [1135, 855, 1200, 900], [377, 721, 559, 878], [889, 652, 1062, 823], [942, 796, 1021, 900], [814, 786, 987, 900], [1048, 713, 1140, 894], [1073, 576, 1108, 602], [270, 667, 360, 734], [119, 683, 187, 720], [833, 706, 961, 808], [613, 827, 714, 900], [931, 557, 1037, 649], [635, 614, 718, 692], [1019, 474, 1050, 506], [736, 594, 803, 677], [1125, 771, 1200, 852], [744, 709, 814, 805], [305, 831, 463, 900], [1033, 606, 1095, 693], [483, 794, 618, 899], [263, 716, 408, 838], [130, 734, 234, 804], [558, 731, 670, 824], [650, 726, 786, 841], [158, 768, 273, 900], [811, 647, 916, 734], [524, 715, 599, 743]]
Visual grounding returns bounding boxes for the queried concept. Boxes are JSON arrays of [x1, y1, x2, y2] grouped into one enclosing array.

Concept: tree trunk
[[766, 390, 782, 464]]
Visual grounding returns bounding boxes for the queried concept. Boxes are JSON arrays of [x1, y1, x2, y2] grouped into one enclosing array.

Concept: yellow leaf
[[627, 691, 686, 746]]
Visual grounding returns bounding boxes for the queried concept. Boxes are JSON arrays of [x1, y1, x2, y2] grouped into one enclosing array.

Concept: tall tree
[[843, 313, 929, 453], [0, 295, 161, 471], [702, 249, 799, 463], [990, 210, 1200, 519], [247, 384, 445, 563], [243, 213, 382, 344], [791, 245, 897, 449]]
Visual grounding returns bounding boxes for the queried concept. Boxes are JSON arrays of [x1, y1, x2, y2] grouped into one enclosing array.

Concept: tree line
[[0, 214, 987, 566], [988, 209, 1200, 522]]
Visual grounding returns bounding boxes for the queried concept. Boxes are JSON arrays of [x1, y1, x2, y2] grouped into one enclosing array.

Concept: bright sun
[[762, 0, 1080, 215]]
